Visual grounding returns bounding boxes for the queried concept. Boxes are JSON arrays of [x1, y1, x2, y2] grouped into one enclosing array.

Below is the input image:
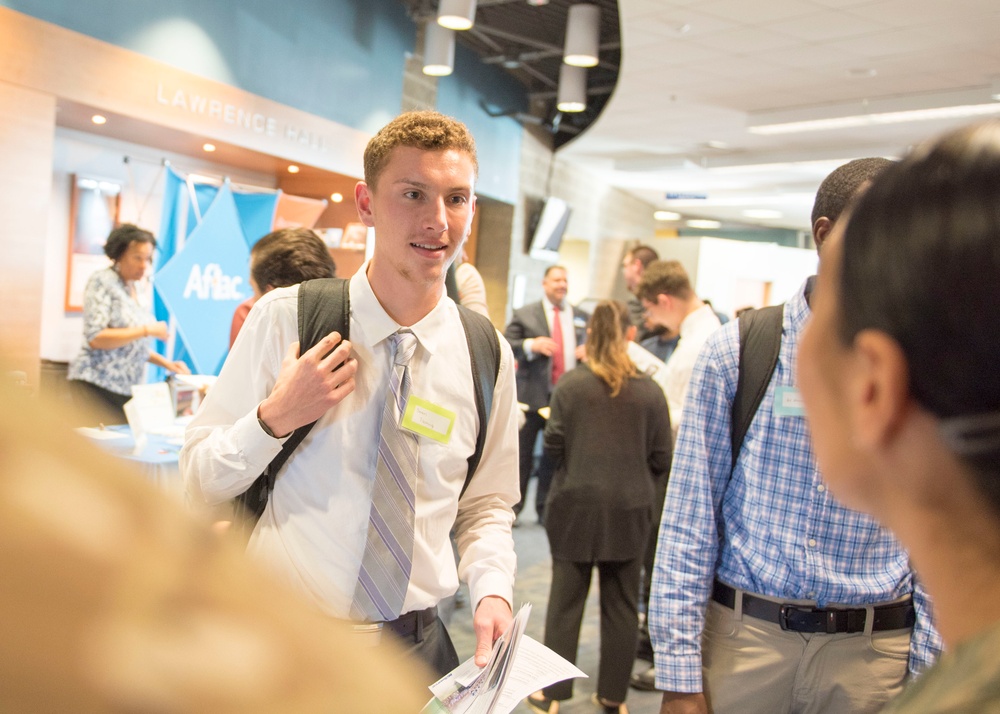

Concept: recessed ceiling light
[[705, 140, 728, 150], [743, 209, 783, 219], [330, 192, 344, 203], [654, 210, 681, 221], [287, 165, 300, 174], [91, 114, 107, 125], [848, 68, 877, 78], [686, 219, 721, 229], [202, 143, 216, 152]]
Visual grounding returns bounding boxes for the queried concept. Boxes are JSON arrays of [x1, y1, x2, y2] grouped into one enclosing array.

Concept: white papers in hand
[[424, 603, 586, 714]]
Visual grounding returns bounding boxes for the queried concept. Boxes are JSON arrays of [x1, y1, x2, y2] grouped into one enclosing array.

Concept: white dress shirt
[[663, 303, 722, 436], [524, 297, 578, 381], [627, 341, 670, 401], [182, 265, 520, 619]]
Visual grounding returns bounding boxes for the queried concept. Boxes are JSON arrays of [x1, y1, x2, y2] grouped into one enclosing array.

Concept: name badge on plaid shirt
[[773, 386, 805, 417]]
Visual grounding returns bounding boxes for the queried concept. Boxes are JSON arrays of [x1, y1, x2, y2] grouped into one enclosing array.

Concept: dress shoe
[[525, 692, 558, 713], [592, 692, 629, 713], [629, 664, 657, 691]]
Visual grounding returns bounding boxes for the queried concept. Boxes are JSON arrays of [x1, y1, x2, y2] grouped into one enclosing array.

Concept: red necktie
[[551, 303, 565, 386]]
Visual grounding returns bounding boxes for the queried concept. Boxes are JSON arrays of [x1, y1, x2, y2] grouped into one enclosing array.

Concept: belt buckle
[[778, 604, 797, 631], [350, 622, 384, 646], [779, 604, 840, 633], [778, 604, 816, 632]]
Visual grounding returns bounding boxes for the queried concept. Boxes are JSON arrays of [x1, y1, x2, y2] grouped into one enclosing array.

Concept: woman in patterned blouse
[[68, 224, 188, 423]]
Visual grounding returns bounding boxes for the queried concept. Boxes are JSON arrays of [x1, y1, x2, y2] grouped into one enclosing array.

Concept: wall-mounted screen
[[527, 197, 571, 262]]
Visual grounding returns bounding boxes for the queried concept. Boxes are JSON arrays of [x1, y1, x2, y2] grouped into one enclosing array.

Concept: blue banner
[[153, 168, 279, 376]]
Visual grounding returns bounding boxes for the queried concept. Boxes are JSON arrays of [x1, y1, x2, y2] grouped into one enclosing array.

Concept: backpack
[[232, 277, 501, 540], [730, 304, 784, 471]]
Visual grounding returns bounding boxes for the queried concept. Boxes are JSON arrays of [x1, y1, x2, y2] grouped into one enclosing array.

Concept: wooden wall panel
[[0, 81, 56, 389]]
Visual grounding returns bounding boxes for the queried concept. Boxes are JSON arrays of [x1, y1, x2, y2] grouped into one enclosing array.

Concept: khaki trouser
[[702, 593, 911, 714]]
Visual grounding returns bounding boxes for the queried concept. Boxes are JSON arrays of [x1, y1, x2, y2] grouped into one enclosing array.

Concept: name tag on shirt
[[773, 386, 805, 417], [402, 396, 456, 443]]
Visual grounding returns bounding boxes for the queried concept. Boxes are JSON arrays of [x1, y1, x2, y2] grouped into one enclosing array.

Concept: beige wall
[[505, 129, 658, 320]]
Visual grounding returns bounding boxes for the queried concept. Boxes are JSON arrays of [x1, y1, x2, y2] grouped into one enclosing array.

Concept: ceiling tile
[[688, 26, 807, 53], [769, 8, 892, 42], [696, 0, 818, 25], [827, 26, 971, 58], [622, 35, 725, 65]]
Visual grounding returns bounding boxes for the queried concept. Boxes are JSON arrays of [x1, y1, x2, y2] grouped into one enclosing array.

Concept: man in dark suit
[[503, 265, 588, 523]]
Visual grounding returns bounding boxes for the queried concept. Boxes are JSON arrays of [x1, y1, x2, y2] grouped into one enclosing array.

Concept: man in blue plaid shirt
[[647, 159, 942, 714]]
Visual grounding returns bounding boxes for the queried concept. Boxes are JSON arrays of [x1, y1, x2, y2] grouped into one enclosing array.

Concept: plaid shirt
[[649, 279, 942, 693]]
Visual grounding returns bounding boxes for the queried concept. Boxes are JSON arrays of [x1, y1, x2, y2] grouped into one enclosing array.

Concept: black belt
[[357, 606, 437, 643], [712, 581, 915, 634], [386, 605, 438, 641]]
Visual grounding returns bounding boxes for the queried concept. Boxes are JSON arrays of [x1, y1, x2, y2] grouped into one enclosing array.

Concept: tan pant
[[702, 595, 910, 714]]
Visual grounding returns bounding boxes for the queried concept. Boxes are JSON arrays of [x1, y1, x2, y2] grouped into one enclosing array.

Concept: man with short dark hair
[[229, 227, 337, 348], [183, 111, 520, 681], [622, 243, 662, 342], [646, 158, 941, 714], [504, 265, 588, 523]]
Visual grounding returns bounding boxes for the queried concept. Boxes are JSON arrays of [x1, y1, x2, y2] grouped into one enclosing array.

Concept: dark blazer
[[542, 365, 673, 562], [504, 300, 589, 410]]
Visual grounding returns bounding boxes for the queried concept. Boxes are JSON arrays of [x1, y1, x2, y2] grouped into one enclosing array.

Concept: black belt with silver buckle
[[712, 581, 915, 634]]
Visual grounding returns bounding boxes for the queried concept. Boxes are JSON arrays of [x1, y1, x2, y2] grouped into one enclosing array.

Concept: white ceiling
[[559, 0, 1000, 231]]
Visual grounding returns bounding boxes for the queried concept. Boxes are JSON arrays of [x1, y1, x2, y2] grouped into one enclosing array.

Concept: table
[[77, 423, 185, 500]]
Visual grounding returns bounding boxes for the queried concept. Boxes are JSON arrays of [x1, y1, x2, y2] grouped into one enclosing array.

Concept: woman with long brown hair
[[528, 300, 672, 714]]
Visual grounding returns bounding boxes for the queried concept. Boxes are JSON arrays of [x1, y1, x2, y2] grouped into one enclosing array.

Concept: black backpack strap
[[730, 304, 784, 472], [233, 278, 350, 537], [445, 262, 461, 303], [456, 304, 501, 498]]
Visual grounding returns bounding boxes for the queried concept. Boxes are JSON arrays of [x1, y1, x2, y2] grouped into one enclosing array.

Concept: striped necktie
[[351, 329, 419, 621]]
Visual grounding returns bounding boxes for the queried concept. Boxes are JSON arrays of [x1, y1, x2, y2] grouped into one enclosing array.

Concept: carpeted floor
[[444, 484, 663, 714]]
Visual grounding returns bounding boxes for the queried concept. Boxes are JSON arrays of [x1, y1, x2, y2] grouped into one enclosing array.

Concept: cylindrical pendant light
[[556, 64, 587, 113], [563, 3, 600, 68], [423, 22, 455, 76], [437, 0, 477, 31]]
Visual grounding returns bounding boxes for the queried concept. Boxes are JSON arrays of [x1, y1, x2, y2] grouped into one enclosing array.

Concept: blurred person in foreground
[[229, 227, 337, 348], [799, 120, 1000, 712], [68, 224, 189, 423], [527, 300, 672, 714], [0, 378, 428, 713]]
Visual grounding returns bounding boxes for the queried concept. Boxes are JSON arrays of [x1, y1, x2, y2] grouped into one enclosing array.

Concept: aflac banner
[[154, 168, 278, 376]]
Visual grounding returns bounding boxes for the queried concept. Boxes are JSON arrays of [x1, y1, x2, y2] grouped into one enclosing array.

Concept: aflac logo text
[[183, 263, 244, 301]]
